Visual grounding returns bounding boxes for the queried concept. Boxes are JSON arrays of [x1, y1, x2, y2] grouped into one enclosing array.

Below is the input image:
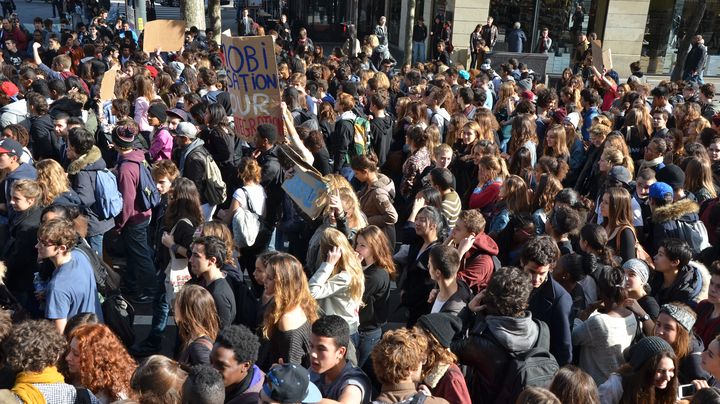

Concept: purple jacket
[[226, 365, 265, 404], [149, 125, 173, 161], [115, 149, 152, 229]]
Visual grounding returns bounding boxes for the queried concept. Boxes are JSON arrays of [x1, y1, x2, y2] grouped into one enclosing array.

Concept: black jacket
[[3, 205, 42, 292], [401, 236, 442, 326], [528, 276, 573, 366], [258, 145, 284, 224], [370, 115, 394, 168], [452, 313, 546, 403], [678, 332, 710, 383], [173, 139, 211, 204], [359, 263, 391, 332], [331, 117, 354, 172], [649, 264, 703, 307], [29, 114, 61, 161]]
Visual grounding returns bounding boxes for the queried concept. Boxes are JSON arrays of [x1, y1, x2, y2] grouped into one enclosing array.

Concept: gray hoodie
[[485, 313, 539, 352], [0, 99, 29, 129]]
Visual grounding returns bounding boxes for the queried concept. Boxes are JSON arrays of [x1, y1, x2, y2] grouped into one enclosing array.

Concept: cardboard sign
[[99, 67, 119, 101], [602, 48, 613, 70], [220, 35, 283, 141], [143, 20, 186, 53], [279, 144, 329, 219], [591, 39, 603, 71]]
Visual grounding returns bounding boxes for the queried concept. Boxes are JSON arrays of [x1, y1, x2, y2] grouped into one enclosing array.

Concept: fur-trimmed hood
[[67, 146, 105, 175], [0, 261, 6, 285], [653, 198, 700, 223]]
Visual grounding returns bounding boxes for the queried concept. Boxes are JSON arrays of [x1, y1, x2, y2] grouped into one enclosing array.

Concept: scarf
[[12, 366, 65, 404], [639, 156, 664, 171]]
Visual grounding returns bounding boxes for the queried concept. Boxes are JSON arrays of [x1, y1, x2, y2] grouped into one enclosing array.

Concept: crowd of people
[[0, 3, 718, 404]]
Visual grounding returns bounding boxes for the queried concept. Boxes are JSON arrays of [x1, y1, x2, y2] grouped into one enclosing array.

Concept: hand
[[692, 379, 710, 392], [417, 385, 432, 396], [251, 149, 262, 159], [161, 232, 175, 248], [427, 289, 438, 303], [468, 290, 486, 313], [33, 42, 42, 50], [411, 197, 425, 214], [326, 246, 342, 267], [623, 298, 646, 316], [328, 189, 342, 215], [458, 235, 476, 256]]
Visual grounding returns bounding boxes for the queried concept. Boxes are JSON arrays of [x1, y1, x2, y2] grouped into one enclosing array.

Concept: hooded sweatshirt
[[226, 365, 265, 404], [357, 173, 397, 227], [458, 232, 500, 292], [2, 162, 37, 221], [0, 99, 28, 129], [370, 115, 393, 167], [116, 149, 152, 229]]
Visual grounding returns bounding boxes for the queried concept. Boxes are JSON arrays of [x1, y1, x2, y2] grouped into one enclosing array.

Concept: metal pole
[[531, 0, 540, 53], [135, 0, 147, 32]]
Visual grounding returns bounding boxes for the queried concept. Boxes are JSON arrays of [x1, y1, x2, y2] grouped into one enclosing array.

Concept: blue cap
[[459, 70, 470, 80], [649, 182, 673, 200]]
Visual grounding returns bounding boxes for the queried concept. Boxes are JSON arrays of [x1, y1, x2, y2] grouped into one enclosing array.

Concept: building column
[[450, 0, 490, 67], [601, 0, 650, 77]]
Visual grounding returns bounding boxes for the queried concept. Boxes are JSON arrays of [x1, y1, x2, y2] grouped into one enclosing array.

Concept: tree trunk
[[183, 0, 206, 31], [404, 0, 416, 66], [209, 0, 222, 42], [670, 0, 706, 81]]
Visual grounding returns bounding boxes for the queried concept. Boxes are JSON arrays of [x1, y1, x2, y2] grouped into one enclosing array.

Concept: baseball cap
[[166, 108, 188, 122], [175, 122, 198, 139], [565, 112, 580, 130], [262, 364, 322, 404], [0, 138, 23, 158], [458, 70, 470, 81], [0, 81, 19, 99], [649, 181, 673, 200]]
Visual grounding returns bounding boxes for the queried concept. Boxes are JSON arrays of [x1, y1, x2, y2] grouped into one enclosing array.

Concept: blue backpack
[[93, 169, 123, 220], [121, 160, 161, 211]]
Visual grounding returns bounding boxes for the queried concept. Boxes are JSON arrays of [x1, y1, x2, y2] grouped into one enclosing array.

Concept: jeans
[[121, 219, 156, 297], [148, 268, 170, 343], [86, 233, 104, 258], [357, 328, 382, 369], [412, 41, 426, 64]]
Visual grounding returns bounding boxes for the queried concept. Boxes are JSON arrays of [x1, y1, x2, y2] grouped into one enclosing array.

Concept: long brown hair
[[164, 177, 203, 228], [618, 351, 678, 404], [603, 187, 634, 234], [36, 159, 71, 206], [508, 114, 538, 156], [414, 326, 457, 378], [548, 365, 600, 404], [501, 175, 532, 214], [355, 225, 396, 279], [262, 253, 319, 338], [684, 156, 717, 198], [543, 124, 569, 158], [174, 285, 220, 346]]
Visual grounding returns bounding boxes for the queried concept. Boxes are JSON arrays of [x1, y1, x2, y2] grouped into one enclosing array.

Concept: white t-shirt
[[232, 184, 266, 216], [431, 296, 447, 313]]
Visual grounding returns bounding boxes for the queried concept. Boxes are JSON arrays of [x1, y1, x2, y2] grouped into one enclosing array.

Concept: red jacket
[[431, 363, 472, 404], [458, 232, 499, 293]]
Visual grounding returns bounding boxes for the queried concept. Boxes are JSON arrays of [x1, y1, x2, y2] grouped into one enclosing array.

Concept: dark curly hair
[[3, 320, 67, 372], [215, 325, 260, 364], [521, 235, 559, 267], [485, 266, 533, 317]]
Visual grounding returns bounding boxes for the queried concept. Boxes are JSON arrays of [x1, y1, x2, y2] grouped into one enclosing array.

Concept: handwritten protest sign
[[143, 20, 186, 53], [99, 66, 119, 101], [602, 48, 613, 70], [221, 35, 283, 140]]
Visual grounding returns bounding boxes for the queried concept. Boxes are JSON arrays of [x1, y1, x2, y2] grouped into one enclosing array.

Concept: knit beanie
[[622, 259, 650, 285], [111, 123, 138, 149], [624, 336, 673, 371], [657, 164, 685, 190], [417, 313, 462, 348], [148, 103, 168, 123]]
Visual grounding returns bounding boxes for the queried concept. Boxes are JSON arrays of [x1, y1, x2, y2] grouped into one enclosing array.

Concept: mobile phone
[[678, 383, 696, 399]]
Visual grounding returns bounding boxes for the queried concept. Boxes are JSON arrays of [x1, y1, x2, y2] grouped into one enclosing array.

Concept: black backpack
[[74, 240, 121, 298], [486, 320, 559, 403], [102, 293, 136, 347]]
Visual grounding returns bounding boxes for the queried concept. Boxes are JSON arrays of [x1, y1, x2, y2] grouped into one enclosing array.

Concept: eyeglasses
[[36, 239, 55, 247]]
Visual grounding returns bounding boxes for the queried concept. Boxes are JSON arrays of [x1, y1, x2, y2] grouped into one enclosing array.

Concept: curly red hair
[[67, 324, 137, 400]]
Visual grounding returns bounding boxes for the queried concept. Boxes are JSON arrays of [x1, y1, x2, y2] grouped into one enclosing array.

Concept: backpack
[[93, 169, 123, 220], [74, 240, 122, 297], [344, 116, 372, 165], [201, 150, 228, 206], [292, 109, 319, 131], [678, 220, 712, 256], [102, 293, 135, 347], [486, 320, 559, 403], [120, 159, 161, 211], [430, 111, 449, 139]]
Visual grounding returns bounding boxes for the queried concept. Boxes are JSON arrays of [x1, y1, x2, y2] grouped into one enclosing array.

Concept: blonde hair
[[603, 134, 635, 175], [602, 148, 633, 174], [11, 179, 42, 205], [494, 82, 516, 114], [36, 159, 71, 206], [318, 228, 365, 303]]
